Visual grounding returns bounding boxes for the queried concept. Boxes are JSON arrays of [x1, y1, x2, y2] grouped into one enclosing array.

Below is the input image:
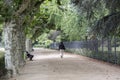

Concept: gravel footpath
[[9, 48, 120, 80]]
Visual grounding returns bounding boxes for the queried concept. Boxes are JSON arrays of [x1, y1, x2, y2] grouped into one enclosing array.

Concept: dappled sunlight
[[34, 54, 76, 60], [33, 48, 77, 60], [8, 48, 120, 80]]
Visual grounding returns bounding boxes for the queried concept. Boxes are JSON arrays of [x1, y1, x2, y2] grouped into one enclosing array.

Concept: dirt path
[[9, 48, 120, 80]]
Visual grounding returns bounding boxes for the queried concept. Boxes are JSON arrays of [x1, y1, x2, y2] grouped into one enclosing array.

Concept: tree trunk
[[26, 39, 32, 52], [3, 21, 17, 77], [16, 26, 26, 67], [3, 21, 25, 78]]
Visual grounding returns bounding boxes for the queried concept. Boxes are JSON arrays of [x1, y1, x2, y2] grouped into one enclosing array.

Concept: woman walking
[[59, 42, 65, 58]]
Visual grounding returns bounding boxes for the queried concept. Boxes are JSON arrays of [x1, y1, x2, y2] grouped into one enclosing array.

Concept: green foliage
[[1, 0, 119, 42], [60, 8, 88, 41], [13, 0, 23, 9], [0, 51, 7, 77], [0, 51, 4, 58], [41, 0, 89, 41], [0, 24, 3, 32], [25, 0, 56, 40], [73, 0, 120, 38], [67, 48, 120, 64], [19, 0, 120, 39], [34, 33, 53, 48]]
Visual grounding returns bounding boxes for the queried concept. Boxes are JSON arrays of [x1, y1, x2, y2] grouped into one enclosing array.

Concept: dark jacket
[[59, 42, 65, 50]]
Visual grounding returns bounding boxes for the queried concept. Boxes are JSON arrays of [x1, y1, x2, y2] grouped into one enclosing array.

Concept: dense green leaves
[[1, 0, 120, 42], [71, 0, 120, 38], [40, 0, 89, 41]]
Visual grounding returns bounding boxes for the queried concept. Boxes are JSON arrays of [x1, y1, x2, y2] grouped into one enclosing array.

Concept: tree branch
[[14, 0, 31, 16]]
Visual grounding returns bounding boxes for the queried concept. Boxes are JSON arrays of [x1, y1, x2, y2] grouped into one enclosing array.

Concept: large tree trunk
[[3, 21, 25, 78], [26, 39, 32, 52], [16, 26, 26, 67], [4, 21, 17, 78]]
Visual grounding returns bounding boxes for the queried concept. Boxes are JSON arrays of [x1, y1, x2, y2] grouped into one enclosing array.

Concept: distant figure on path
[[59, 42, 65, 58]]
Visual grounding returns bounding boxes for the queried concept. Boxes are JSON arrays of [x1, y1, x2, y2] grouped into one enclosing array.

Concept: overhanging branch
[[15, 0, 31, 16], [92, 12, 120, 37]]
